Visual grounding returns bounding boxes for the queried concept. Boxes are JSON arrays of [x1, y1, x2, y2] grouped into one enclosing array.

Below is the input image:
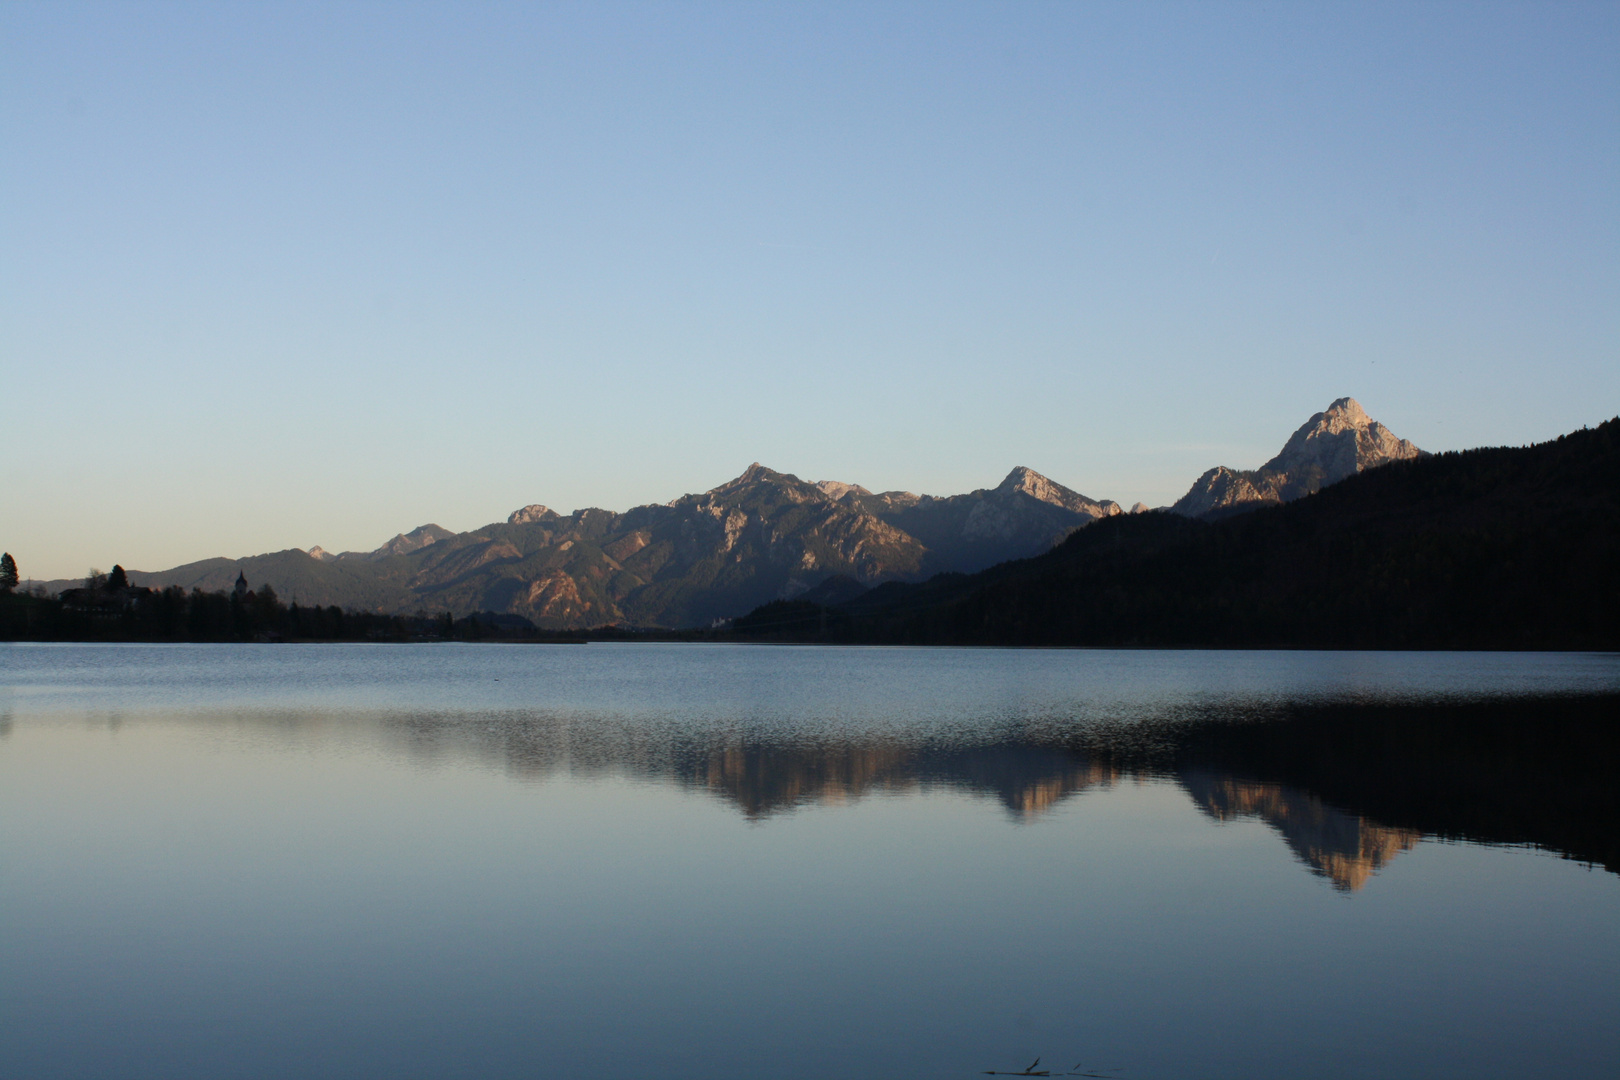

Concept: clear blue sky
[[4, 1, 1616, 579]]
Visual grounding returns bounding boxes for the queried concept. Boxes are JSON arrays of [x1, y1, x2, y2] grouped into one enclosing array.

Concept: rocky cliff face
[[1171, 398, 1422, 518], [506, 504, 557, 525]]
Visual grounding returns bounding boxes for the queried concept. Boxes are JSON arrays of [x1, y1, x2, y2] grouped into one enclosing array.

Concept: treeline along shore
[[0, 568, 584, 644]]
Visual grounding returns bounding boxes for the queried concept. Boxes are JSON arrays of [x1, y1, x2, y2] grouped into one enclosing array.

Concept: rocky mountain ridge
[[111, 460, 1118, 628]]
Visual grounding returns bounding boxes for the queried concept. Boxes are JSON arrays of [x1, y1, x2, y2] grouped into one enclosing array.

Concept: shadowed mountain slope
[[848, 466, 1121, 574]]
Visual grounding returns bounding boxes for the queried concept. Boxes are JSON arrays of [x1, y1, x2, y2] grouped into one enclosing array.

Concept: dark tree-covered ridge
[[0, 575, 580, 644], [736, 418, 1620, 649]]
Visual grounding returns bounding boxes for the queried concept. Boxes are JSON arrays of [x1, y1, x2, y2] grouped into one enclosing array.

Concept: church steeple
[[234, 569, 249, 600]]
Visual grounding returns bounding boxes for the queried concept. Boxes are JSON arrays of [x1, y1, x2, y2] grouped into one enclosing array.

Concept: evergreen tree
[[0, 552, 17, 592], [107, 564, 129, 590]]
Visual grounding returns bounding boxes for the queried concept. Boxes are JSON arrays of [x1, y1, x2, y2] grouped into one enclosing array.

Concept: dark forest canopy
[[0, 575, 581, 643], [733, 418, 1620, 649]]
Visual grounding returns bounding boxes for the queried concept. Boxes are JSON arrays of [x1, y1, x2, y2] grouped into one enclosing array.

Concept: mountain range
[[71, 398, 1424, 628], [757, 414, 1618, 649]]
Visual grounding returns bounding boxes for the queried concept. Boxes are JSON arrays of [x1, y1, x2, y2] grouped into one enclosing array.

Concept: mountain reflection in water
[[7, 647, 1616, 1080], [1179, 770, 1419, 891], [378, 692, 1617, 891]]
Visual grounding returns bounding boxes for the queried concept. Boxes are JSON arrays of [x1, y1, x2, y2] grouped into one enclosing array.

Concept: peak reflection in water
[[1178, 770, 1420, 891], [368, 691, 1617, 890]]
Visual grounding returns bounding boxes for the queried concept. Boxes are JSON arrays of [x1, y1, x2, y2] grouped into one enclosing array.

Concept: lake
[[2, 643, 1617, 1079]]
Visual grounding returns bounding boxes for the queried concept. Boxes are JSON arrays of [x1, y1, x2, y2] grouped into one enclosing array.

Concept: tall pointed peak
[[1270, 398, 1418, 467], [708, 462, 789, 494], [995, 467, 1112, 514], [997, 466, 1050, 494], [1171, 396, 1423, 517], [1325, 396, 1368, 421]]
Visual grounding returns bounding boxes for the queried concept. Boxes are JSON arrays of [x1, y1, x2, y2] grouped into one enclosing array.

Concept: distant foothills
[[3, 399, 1616, 648]]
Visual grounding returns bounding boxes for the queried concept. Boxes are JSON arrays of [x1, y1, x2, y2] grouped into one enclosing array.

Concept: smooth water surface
[[2, 644, 1617, 1079]]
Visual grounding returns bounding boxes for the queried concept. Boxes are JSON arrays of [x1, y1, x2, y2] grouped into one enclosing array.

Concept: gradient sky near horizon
[[4, 1, 1616, 580]]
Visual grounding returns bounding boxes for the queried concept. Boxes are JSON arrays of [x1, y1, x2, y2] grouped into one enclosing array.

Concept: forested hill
[[739, 418, 1620, 649]]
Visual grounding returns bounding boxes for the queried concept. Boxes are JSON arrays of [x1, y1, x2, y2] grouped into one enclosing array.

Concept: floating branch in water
[[984, 1058, 1050, 1076], [983, 1055, 1124, 1076]]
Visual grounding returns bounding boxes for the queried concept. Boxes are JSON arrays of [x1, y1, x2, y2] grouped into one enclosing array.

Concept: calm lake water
[[2, 643, 1617, 1080]]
